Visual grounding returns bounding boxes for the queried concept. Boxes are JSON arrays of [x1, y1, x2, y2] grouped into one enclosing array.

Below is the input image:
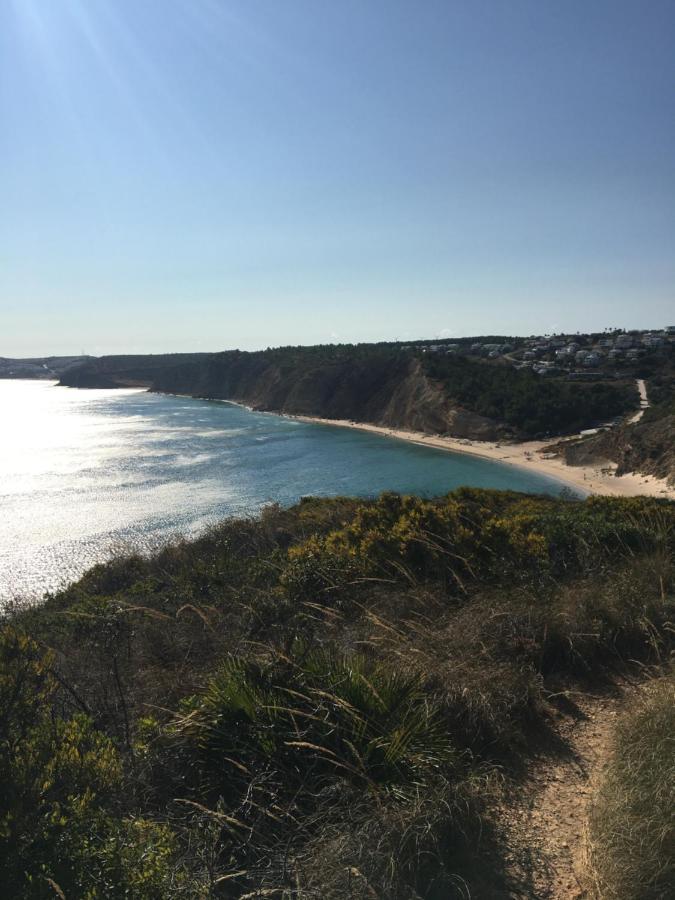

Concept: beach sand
[[289, 415, 675, 500]]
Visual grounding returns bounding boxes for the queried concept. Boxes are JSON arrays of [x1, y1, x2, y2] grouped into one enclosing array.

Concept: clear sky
[[2, 0, 674, 357]]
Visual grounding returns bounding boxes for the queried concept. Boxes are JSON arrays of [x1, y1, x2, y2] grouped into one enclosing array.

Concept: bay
[[0, 380, 569, 601]]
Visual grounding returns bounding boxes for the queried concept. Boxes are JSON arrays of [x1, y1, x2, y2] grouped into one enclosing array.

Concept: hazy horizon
[[2, 0, 674, 357], [3, 320, 675, 363]]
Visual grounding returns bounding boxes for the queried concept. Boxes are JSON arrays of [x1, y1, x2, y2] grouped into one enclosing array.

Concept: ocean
[[0, 380, 568, 601]]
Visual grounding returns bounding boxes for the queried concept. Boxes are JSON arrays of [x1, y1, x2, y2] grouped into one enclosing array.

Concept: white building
[[583, 353, 601, 368]]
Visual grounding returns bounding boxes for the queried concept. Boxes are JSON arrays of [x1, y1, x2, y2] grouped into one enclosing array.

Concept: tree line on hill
[[421, 353, 636, 436]]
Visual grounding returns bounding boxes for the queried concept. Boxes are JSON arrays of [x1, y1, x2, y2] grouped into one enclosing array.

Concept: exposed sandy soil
[[627, 378, 650, 424], [496, 686, 639, 899], [288, 415, 675, 500]]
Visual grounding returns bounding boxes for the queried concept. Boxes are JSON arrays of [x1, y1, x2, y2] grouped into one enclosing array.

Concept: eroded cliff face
[[554, 413, 675, 485], [153, 354, 504, 439], [376, 363, 500, 438], [61, 351, 504, 440]]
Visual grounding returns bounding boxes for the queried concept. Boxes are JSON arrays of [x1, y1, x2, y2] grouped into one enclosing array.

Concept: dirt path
[[498, 686, 637, 899], [628, 378, 650, 424]]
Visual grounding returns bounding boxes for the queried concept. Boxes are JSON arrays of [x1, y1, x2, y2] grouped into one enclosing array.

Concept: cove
[[0, 380, 570, 601]]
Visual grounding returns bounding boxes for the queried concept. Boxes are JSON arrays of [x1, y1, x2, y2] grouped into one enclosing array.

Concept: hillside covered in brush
[[3, 489, 674, 897], [59, 344, 636, 439], [560, 357, 675, 484]]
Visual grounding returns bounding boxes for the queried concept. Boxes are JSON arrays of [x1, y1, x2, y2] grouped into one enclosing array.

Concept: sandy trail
[[288, 415, 675, 500], [628, 378, 650, 424], [498, 686, 637, 899]]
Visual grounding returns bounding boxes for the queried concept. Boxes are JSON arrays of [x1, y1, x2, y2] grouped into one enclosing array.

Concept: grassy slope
[[2, 489, 674, 897], [589, 675, 675, 899]]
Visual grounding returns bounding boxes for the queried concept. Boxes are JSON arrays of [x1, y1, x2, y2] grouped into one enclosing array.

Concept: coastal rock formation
[[61, 350, 506, 440], [59, 344, 637, 443], [58, 353, 210, 390]]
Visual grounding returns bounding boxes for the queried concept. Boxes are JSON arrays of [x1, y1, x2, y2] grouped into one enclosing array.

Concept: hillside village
[[413, 326, 675, 378]]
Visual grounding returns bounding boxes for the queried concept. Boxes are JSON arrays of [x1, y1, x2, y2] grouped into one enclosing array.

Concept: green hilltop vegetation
[[2, 489, 674, 897], [419, 353, 633, 436]]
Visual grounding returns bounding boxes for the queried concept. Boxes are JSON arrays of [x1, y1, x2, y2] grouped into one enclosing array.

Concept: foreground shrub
[[282, 492, 675, 606], [282, 491, 550, 601], [153, 645, 469, 894], [589, 676, 675, 899], [5, 490, 675, 896], [172, 645, 457, 794], [0, 627, 181, 898]]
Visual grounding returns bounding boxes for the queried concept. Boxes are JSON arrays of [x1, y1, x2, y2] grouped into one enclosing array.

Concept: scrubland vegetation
[[2, 489, 674, 897], [566, 357, 675, 484], [589, 675, 675, 900], [421, 354, 635, 436]]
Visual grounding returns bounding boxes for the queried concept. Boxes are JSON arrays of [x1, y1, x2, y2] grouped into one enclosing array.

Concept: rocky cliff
[[60, 349, 504, 439], [59, 353, 210, 389], [59, 344, 639, 443]]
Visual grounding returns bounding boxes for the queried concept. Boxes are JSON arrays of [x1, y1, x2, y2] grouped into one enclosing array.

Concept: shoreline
[[80, 388, 675, 501], [285, 414, 675, 501]]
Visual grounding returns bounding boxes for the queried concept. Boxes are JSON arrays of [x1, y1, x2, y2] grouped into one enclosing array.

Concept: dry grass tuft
[[588, 675, 675, 899]]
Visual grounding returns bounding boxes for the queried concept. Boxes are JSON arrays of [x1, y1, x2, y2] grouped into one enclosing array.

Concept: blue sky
[[2, 0, 674, 356]]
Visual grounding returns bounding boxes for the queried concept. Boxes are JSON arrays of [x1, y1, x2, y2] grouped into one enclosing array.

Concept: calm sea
[[0, 380, 569, 601]]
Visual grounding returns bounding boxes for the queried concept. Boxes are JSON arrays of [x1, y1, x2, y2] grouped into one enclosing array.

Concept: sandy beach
[[289, 415, 675, 501]]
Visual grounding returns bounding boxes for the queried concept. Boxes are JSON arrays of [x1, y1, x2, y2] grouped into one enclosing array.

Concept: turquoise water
[[0, 380, 569, 600]]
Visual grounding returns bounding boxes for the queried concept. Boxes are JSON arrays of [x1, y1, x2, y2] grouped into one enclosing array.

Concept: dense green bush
[[423, 354, 636, 435], [0, 628, 181, 898], [282, 491, 675, 603], [172, 647, 456, 793]]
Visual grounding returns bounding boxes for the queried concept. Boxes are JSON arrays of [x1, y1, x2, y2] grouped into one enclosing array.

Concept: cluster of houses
[[406, 327, 675, 379], [515, 329, 674, 377], [412, 341, 515, 358], [470, 342, 514, 358]]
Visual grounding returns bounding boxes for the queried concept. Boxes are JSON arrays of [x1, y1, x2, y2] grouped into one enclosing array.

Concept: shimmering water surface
[[1, 380, 568, 601]]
